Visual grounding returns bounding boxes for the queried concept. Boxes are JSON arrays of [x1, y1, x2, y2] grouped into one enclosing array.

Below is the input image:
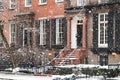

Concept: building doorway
[[76, 25, 82, 48]]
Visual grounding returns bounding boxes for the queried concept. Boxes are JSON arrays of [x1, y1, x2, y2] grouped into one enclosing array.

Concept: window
[[98, 54, 108, 66], [0, 0, 3, 11], [39, 19, 47, 45], [10, 23, 16, 46], [0, 23, 3, 47], [9, 0, 15, 9], [98, 0, 109, 4], [98, 13, 108, 48], [56, 18, 63, 45], [77, 0, 86, 6], [55, 0, 64, 3], [39, 0, 47, 5], [25, 0, 31, 7], [23, 28, 33, 47]]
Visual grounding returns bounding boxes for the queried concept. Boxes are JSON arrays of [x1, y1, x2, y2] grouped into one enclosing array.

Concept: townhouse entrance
[[76, 25, 82, 48]]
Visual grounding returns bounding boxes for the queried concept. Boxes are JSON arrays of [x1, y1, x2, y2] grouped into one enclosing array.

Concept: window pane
[[98, 13, 108, 47], [40, 19, 47, 45], [10, 24, 15, 44], [26, 0, 31, 6], [56, 18, 63, 45], [41, 0, 46, 3], [100, 14, 104, 21], [105, 14, 108, 21]]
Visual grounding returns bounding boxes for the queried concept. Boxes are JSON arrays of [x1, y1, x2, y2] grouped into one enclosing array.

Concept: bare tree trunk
[[0, 25, 16, 68]]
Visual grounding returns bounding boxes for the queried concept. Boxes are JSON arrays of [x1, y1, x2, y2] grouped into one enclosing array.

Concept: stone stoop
[[55, 49, 84, 66]]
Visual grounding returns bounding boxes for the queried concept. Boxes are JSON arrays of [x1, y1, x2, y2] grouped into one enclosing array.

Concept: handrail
[[47, 46, 67, 65], [59, 49, 76, 66]]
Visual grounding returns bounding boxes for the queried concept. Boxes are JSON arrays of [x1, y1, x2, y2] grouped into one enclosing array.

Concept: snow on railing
[[59, 49, 76, 66], [47, 46, 67, 65]]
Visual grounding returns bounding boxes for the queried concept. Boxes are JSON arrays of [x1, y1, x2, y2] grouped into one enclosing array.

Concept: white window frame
[[56, 18, 63, 45], [98, 0, 109, 4], [77, 0, 86, 6], [39, 19, 47, 45], [23, 28, 27, 46], [0, 0, 3, 11], [0, 24, 3, 47], [9, 0, 15, 9], [55, 0, 64, 3], [98, 13, 108, 48], [0, 33, 3, 47], [25, 0, 32, 7], [39, 0, 47, 5], [9, 23, 16, 46]]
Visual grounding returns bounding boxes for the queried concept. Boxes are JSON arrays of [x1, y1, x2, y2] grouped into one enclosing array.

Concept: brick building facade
[[0, 0, 120, 67], [65, 0, 120, 65]]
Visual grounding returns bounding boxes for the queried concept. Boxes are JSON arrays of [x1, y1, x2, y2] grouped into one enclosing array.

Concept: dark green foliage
[[53, 68, 73, 75], [81, 68, 120, 78]]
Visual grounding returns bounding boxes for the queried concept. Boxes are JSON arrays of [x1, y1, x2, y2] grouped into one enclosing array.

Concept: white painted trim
[[25, 0, 32, 7], [38, 0, 47, 5], [77, 0, 86, 6], [54, 15, 64, 18], [55, 0, 64, 3], [38, 17, 48, 20], [9, 23, 11, 46], [98, 13, 108, 48], [23, 29, 27, 47]]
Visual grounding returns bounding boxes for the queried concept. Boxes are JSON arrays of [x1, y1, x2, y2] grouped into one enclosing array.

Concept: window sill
[[25, 5, 32, 8], [38, 3, 47, 6], [55, 1, 63, 3]]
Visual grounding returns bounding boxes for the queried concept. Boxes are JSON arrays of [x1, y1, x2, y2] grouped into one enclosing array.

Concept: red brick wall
[[1, 0, 17, 46], [19, 0, 65, 20]]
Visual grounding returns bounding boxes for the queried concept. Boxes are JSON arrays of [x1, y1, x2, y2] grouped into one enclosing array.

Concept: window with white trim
[[98, 0, 109, 4], [98, 13, 108, 48], [10, 23, 16, 46], [55, 0, 64, 3], [77, 0, 86, 6], [39, 0, 47, 5], [0, 0, 3, 11], [0, 23, 3, 47], [9, 0, 15, 9], [39, 19, 47, 45], [23, 28, 33, 47], [25, 0, 31, 7], [56, 18, 63, 45]]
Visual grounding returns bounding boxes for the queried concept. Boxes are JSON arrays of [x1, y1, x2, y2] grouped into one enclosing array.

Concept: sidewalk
[[0, 73, 52, 80]]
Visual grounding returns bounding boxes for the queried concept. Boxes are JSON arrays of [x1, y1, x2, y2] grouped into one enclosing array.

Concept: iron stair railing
[[58, 49, 76, 66], [47, 47, 67, 65]]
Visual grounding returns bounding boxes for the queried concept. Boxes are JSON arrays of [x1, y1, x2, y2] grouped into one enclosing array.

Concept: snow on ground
[[76, 76, 103, 80], [0, 64, 117, 80], [0, 72, 120, 80], [55, 64, 108, 69], [0, 73, 52, 80]]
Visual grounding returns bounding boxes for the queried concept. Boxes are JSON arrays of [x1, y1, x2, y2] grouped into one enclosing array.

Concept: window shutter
[[52, 18, 56, 45], [108, 12, 114, 51], [115, 11, 120, 50], [93, 14, 98, 48], [35, 20, 40, 47], [62, 17, 67, 46], [29, 31, 33, 47], [46, 20, 50, 49]]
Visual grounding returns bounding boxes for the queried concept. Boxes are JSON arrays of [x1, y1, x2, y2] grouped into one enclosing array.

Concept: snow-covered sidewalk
[[0, 73, 52, 80], [0, 73, 76, 80]]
